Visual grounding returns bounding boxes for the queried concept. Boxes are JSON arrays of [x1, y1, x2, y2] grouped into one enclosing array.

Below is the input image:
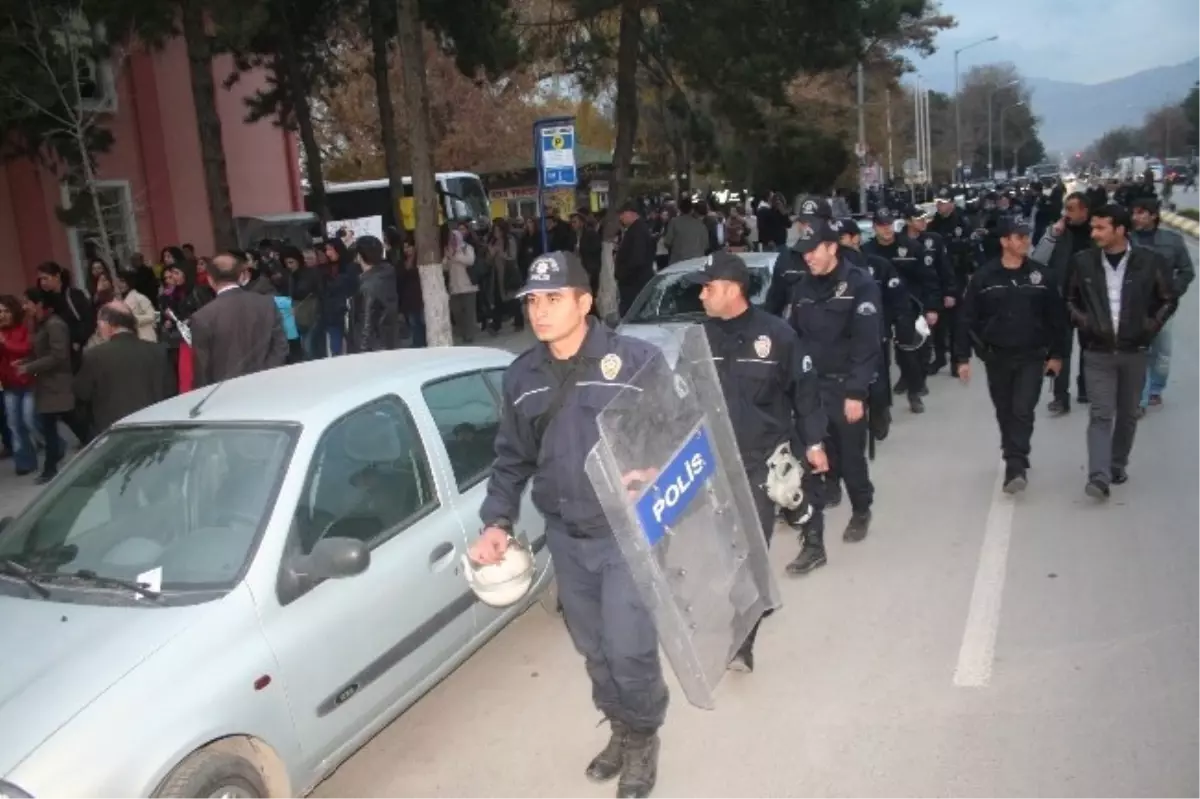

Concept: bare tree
[[0, 0, 129, 279]]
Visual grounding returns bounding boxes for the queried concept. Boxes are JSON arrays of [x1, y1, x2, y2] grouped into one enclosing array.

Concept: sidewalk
[[0, 330, 541, 521]]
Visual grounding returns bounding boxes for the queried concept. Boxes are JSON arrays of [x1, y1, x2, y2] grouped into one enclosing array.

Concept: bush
[[1178, 208, 1199, 221]]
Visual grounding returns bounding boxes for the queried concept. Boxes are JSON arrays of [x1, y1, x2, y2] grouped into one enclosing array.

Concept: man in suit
[[73, 301, 173, 434], [190, 251, 289, 389]]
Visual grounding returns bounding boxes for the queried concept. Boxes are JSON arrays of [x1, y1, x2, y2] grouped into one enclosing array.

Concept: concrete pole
[[886, 89, 895, 182], [857, 61, 867, 213]]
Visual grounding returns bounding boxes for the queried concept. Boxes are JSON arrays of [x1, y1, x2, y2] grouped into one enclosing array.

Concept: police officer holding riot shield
[[954, 218, 1065, 493], [784, 219, 882, 571], [685, 251, 829, 670], [471, 251, 667, 798]]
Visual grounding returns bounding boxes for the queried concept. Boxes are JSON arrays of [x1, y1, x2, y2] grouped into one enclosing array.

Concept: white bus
[[306, 171, 491, 233]]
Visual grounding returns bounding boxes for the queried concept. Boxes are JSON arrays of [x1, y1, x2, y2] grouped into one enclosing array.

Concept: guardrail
[[1160, 210, 1199, 238]]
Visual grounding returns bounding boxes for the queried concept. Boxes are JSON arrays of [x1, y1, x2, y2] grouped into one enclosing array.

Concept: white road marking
[[953, 465, 1017, 688]]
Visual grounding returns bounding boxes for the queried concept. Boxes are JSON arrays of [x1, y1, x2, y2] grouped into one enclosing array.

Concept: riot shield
[[584, 325, 781, 710]]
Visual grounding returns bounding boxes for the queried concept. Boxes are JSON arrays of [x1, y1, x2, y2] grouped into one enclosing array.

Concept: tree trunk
[[394, 0, 452, 347], [598, 0, 643, 321], [368, 0, 405, 230], [181, 0, 238, 252], [275, 0, 327, 223]]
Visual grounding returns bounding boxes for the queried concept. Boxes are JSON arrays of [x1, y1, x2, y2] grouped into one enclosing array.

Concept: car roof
[[119, 348, 517, 428], [654, 252, 779, 275]]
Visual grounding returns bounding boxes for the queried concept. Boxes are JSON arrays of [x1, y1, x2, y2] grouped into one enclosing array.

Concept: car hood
[[0, 594, 211, 775], [617, 321, 694, 365]]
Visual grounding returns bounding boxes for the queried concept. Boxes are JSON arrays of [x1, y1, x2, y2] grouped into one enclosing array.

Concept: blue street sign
[[539, 124, 577, 188], [634, 425, 715, 547]]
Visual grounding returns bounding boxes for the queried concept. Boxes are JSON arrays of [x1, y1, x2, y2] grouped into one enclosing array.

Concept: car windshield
[[0, 425, 295, 600], [624, 266, 770, 324]]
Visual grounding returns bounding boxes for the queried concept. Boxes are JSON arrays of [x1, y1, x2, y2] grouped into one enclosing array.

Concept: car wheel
[[155, 748, 269, 798]]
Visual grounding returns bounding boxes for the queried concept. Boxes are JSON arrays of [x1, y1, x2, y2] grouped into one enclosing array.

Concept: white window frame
[[60, 178, 140, 287]]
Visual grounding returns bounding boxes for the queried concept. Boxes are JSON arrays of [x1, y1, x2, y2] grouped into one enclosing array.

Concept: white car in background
[[617, 253, 777, 362], [0, 349, 551, 798]]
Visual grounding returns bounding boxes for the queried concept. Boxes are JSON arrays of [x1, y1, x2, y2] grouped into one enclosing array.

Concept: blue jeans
[[4, 389, 36, 473], [406, 312, 427, 348], [327, 323, 346, 356], [1140, 319, 1173, 407]]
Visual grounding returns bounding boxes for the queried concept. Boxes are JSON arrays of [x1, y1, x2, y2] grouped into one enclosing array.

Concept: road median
[[1161, 209, 1199, 238]]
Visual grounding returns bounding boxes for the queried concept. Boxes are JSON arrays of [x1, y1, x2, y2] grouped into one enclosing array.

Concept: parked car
[[618, 253, 776, 362], [0, 348, 552, 798]]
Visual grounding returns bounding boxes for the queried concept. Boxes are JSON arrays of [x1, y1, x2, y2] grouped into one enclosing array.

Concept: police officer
[[862, 208, 938, 412], [903, 205, 957, 376], [471, 251, 667, 798], [783, 219, 882, 569], [954, 218, 1065, 493], [928, 188, 976, 377], [763, 196, 832, 316], [836, 218, 905, 451], [685, 250, 828, 669]]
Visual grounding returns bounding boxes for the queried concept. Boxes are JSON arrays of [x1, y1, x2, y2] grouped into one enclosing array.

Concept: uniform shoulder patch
[[753, 335, 772, 358], [856, 301, 878, 316], [898, 246, 908, 257], [887, 276, 901, 288], [599, 353, 622, 380], [835, 281, 848, 297]]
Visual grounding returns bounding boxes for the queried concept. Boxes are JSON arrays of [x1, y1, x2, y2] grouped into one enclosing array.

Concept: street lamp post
[[987, 79, 1020, 179], [954, 34, 998, 183], [1000, 100, 1025, 176]]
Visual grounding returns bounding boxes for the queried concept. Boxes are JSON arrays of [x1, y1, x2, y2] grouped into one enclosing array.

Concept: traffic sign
[[539, 124, 577, 188]]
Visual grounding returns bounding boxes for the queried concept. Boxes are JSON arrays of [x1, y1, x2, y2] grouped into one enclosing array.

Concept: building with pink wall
[[0, 37, 303, 295]]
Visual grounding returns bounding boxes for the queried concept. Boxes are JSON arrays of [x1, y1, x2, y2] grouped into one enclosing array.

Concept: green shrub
[[1177, 208, 1199, 221]]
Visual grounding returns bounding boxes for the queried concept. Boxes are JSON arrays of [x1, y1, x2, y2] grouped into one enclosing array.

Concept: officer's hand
[[958, 362, 971, 383], [469, 527, 511, 566], [621, 468, 659, 500], [844, 398, 864, 424], [944, 296, 956, 308], [806, 446, 829, 474], [1045, 358, 1063, 376], [925, 311, 939, 327]]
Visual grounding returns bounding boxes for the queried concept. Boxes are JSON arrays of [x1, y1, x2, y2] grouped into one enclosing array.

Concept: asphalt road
[[1167, 184, 1199, 213], [312, 239, 1200, 798]]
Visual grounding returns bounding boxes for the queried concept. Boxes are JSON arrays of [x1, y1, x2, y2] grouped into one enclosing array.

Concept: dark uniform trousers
[[984, 351, 1045, 470], [818, 376, 873, 512], [893, 318, 928, 397], [545, 523, 669, 733]]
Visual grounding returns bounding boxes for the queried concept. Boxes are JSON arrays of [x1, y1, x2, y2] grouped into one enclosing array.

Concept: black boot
[[786, 524, 826, 575], [617, 730, 660, 798], [586, 720, 628, 783], [824, 481, 843, 508], [892, 377, 908, 395], [843, 510, 871, 542]]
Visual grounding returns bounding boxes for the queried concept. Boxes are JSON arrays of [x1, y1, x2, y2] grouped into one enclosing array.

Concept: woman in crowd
[[113, 270, 158, 342], [397, 233, 426, 347], [0, 295, 37, 475], [321, 237, 359, 356]]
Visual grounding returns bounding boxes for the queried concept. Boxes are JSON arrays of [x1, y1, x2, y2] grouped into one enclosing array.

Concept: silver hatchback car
[[0, 348, 552, 798]]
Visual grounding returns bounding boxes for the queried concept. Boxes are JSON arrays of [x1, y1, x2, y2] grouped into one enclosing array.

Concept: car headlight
[[0, 780, 32, 798]]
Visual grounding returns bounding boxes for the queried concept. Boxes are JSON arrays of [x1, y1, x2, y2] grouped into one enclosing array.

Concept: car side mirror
[[277, 537, 370, 605]]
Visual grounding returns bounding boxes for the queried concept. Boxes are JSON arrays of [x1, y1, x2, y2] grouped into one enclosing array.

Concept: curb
[[1160, 210, 1200, 238]]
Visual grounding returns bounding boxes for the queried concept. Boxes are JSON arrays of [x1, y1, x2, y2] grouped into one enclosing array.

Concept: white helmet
[[765, 442, 807, 512], [462, 538, 536, 608], [895, 314, 931, 351]]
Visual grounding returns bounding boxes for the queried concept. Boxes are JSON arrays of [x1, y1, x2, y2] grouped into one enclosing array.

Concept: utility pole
[[857, 61, 867, 214]]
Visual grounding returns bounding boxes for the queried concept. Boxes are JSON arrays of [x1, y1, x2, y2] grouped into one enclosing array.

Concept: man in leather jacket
[[351, 236, 400, 352], [1064, 204, 1176, 500]]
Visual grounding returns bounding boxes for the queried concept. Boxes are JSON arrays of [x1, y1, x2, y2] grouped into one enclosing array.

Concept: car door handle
[[429, 542, 456, 570]]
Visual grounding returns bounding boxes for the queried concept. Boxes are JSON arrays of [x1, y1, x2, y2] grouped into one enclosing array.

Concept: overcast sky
[[915, 0, 1200, 88]]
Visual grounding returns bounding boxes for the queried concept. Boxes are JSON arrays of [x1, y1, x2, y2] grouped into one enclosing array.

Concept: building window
[[55, 15, 117, 113], [62, 180, 139, 284]]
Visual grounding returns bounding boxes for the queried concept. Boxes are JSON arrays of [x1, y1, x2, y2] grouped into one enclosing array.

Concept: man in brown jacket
[[189, 252, 289, 389], [19, 288, 75, 483]]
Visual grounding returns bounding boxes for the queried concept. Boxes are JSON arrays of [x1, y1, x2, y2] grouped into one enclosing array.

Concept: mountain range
[[1025, 58, 1199, 155]]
